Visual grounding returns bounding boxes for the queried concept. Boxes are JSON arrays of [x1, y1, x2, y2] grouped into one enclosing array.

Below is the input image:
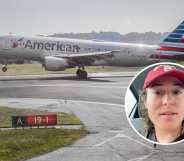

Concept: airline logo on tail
[[162, 21, 184, 43], [150, 20, 184, 60], [158, 20, 184, 52], [11, 37, 24, 48]]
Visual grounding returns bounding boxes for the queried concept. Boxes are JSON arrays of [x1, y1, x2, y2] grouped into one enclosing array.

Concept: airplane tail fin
[[159, 20, 184, 49], [154, 20, 184, 60]]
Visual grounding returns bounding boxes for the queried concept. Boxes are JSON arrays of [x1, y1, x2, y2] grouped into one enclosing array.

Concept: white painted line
[[0, 98, 124, 108], [109, 130, 125, 133], [116, 133, 153, 150], [94, 136, 117, 147], [68, 99, 124, 107], [94, 134, 153, 150], [0, 84, 128, 89], [94, 131, 153, 149], [94, 130, 127, 147]]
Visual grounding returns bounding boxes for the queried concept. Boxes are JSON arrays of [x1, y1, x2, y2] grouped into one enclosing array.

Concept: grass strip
[[0, 106, 87, 161], [0, 128, 87, 161]]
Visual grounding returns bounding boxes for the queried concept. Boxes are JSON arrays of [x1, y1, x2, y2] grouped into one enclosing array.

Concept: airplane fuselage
[[0, 35, 159, 67]]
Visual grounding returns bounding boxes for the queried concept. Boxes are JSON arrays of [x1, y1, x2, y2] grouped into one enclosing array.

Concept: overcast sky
[[0, 0, 183, 36]]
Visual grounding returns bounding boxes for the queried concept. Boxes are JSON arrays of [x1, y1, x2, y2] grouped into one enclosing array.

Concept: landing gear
[[76, 66, 88, 79], [153, 144, 157, 149], [2, 65, 7, 72]]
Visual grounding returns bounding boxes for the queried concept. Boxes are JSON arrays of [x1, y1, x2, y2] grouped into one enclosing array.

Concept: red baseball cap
[[143, 65, 184, 89]]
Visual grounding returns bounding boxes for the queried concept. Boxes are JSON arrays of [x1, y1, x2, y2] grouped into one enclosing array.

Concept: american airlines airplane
[[0, 20, 183, 79]]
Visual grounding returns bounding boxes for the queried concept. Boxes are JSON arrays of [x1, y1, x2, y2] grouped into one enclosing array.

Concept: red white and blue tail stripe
[[152, 20, 184, 60]]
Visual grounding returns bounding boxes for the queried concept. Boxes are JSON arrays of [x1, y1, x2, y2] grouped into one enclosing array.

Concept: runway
[[0, 72, 184, 161], [0, 73, 132, 105]]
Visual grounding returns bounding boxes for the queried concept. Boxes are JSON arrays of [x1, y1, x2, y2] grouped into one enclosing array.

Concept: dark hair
[[138, 90, 155, 135]]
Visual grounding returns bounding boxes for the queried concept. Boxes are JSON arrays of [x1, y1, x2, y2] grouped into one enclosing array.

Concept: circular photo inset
[[125, 62, 184, 145]]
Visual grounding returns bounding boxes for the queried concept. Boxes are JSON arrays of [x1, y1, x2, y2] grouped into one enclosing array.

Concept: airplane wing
[[55, 51, 115, 58], [53, 50, 119, 66]]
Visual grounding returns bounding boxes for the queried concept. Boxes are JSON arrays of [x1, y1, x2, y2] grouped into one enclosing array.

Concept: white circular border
[[124, 62, 184, 146]]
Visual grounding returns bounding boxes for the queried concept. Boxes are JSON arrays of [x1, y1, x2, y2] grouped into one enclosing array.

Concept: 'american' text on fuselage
[[24, 40, 80, 52]]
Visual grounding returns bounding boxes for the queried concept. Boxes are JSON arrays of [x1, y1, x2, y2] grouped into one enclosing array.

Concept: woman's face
[[144, 76, 184, 132]]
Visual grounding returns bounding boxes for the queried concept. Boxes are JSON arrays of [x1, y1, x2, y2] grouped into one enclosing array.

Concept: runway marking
[[0, 97, 124, 108], [94, 132, 152, 150], [67, 99, 124, 107], [0, 84, 128, 89], [109, 130, 125, 133], [94, 135, 117, 147], [115, 133, 153, 149]]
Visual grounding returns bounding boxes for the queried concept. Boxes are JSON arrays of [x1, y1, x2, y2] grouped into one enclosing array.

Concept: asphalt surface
[[0, 72, 184, 161]]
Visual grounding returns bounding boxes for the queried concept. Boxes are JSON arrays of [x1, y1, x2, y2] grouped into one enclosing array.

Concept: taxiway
[[0, 72, 184, 161]]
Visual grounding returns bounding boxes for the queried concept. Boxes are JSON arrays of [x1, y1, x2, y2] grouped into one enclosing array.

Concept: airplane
[[0, 20, 183, 79]]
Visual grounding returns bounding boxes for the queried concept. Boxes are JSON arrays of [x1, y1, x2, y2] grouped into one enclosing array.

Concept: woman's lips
[[159, 111, 177, 116]]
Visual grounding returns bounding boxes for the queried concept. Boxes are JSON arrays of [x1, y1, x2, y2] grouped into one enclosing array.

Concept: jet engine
[[43, 56, 68, 71]]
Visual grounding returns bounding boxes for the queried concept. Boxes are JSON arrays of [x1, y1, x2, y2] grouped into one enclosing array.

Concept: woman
[[139, 64, 184, 144]]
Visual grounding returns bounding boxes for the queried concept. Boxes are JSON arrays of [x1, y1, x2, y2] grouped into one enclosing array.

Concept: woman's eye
[[155, 91, 161, 95], [173, 90, 181, 95]]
